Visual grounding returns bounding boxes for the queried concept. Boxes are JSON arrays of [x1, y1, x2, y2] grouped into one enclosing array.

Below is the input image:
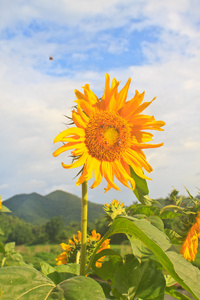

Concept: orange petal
[[117, 77, 131, 111], [101, 161, 120, 191], [72, 110, 87, 128], [53, 141, 84, 157], [54, 127, 85, 143], [62, 152, 88, 169]]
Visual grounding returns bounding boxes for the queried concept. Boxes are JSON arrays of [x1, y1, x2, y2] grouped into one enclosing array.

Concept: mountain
[[3, 190, 104, 225]]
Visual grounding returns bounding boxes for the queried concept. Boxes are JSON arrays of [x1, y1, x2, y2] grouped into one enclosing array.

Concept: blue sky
[[0, 0, 200, 205]]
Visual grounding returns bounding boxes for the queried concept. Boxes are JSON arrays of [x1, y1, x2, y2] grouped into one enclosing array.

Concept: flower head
[[55, 230, 110, 268], [104, 199, 126, 222], [53, 73, 165, 192], [0, 196, 2, 210], [180, 212, 200, 261]]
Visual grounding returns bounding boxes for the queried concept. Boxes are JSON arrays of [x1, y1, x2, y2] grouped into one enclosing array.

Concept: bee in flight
[[49, 56, 54, 61]]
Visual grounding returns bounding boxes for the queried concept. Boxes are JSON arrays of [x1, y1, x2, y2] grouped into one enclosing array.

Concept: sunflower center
[[103, 127, 119, 146], [85, 111, 131, 161]]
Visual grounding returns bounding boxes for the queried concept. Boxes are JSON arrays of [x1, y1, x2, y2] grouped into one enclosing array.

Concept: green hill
[[4, 190, 104, 225]]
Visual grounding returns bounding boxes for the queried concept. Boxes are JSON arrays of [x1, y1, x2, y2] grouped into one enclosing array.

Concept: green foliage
[[45, 217, 64, 243], [48, 276, 106, 300], [112, 256, 165, 300], [0, 242, 27, 268], [130, 167, 157, 206], [41, 262, 80, 284], [0, 266, 55, 299], [1, 188, 200, 299], [165, 286, 193, 300], [87, 216, 200, 299], [7, 223, 34, 245], [16, 244, 61, 270], [0, 214, 34, 245], [4, 190, 104, 225]]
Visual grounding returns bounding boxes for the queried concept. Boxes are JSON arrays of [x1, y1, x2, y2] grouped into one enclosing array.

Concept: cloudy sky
[[1, 0, 200, 205]]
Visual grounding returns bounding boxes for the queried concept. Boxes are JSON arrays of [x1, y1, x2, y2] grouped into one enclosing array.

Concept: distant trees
[[0, 215, 93, 245], [7, 223, 34, 245], [45, 217, 64, 243]]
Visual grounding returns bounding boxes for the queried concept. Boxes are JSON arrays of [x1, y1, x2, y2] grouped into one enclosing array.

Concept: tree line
[[0, 213, 123, 245]]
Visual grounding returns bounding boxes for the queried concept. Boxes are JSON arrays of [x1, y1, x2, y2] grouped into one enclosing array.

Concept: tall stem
[[80, 180, 88, 275]]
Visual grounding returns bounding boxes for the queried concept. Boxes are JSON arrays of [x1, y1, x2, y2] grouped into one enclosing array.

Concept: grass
[[16, 244, 61, 270], [16, 242, 132, 270], [17, 242, 200, 271]]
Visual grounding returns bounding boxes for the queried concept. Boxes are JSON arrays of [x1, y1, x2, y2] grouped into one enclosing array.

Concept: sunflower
[[55, 230, 110, 268], [53, 73, 165, 192], [180, 212, 200, 261]]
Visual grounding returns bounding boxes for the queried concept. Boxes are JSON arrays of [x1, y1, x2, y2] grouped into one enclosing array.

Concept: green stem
[[80, 181, 88, 275]]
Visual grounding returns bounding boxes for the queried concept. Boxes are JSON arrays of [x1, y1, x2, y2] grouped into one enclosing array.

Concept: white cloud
[[0, 0, 200, 204]]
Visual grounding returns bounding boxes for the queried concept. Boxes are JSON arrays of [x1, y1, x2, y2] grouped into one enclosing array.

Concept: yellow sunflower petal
[[54, 73, 165, 192], [120, 90, 145, 118], [76, 155, 95, 185], [53, 141, 85, 157], [62, 152, 88, 169], [133, 131, 153, 143], [101, 161, 120, 191], [90, 159, 103, 189], [133, 142, 164, 149], [134, 97, 156, 115], [103, 73, 111, 108], [75, 91, 96, 117], [83, 84, 99, 105], [54, 127, 85, 143], [71, 144, 88, 156], [117, 77, 131, 111], [112, 160, 135, 190], [123, 149, 152, 178], [72, 110, 87, 128]]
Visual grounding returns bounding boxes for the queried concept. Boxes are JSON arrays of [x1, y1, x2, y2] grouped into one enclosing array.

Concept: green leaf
[[164, 229, 182, 244], [165, 286, 193, 300], [129, 236, 153, 262], [0, 227, 4, 235], [5, 252, 27, 267], [0, 266, 55, 299], [40, 262, 80, 285], [128, 204, 160, 216], [97, 281, 115, 299], [88, 216, 200, 300], [48, 276, 106, 300], [164, 275, 177, 287], [91, 249, 121, 269], [166, 251, 200, 299], [4, 242, 16, 254], [130, 167, 149, 199], [148, 216, 164, 231], [92, 254, 123, 284], [54, 263, 80, 276], [160, 210, 182, 219], [40, 262, 55, 276], [0, 242, 5, 254], [114, 257, 165, 300]]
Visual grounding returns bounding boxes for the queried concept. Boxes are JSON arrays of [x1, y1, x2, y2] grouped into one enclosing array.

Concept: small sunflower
[[104, 199, 126, 223], [180, 212, 200, 261], [55, 230, 110, 268], [53, 73, 165, 192]]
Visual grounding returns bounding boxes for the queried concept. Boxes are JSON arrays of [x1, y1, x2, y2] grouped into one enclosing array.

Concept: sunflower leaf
[[88, 216, 200, 300], [0, 266, 55, 299], [48, 276, 106, 300], [130, 167, 156, 205]]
